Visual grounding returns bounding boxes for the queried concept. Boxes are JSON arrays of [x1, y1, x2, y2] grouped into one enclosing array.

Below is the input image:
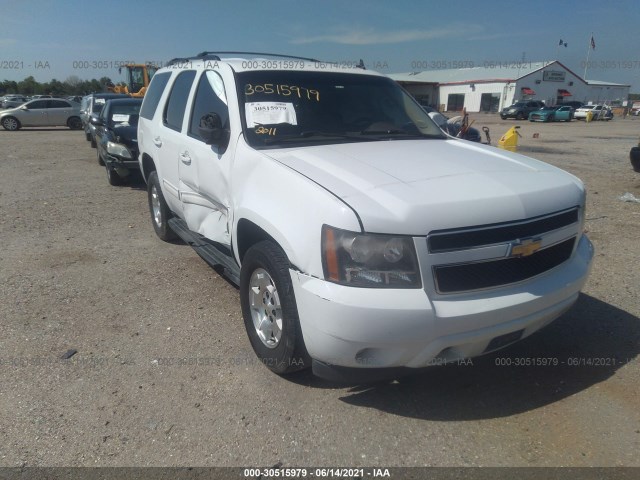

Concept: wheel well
[[141, 153, 156, 183], [3, 116, 20, 127], [236, 219, 278, 263]]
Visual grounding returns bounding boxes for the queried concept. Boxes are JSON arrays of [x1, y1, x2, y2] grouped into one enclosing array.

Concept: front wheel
[[147, 171, 176, 241], [2, 116, 20, 131], [106, 165, 123, 186], [240, 241, 310, 375]]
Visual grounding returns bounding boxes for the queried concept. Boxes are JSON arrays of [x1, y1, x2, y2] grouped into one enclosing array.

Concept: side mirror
[[198, 113, 227, 146], [90, 116, 104, 127]]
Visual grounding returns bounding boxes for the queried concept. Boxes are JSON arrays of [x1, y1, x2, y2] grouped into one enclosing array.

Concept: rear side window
[[163, 70, 197, 131], [50, 100, 70, 108], [140, 72, 172, 120]]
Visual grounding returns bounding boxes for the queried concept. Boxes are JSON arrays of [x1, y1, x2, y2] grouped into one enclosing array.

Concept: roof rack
[[167, 51, 321, 66]]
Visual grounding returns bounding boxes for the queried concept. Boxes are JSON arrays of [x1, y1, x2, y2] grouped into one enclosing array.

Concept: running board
[[168, 218, 240, 286]]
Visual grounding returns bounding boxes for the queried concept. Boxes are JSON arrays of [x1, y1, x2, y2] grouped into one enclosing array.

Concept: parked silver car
[[0, 98, 82, 130], [1, 95, 29, 109]]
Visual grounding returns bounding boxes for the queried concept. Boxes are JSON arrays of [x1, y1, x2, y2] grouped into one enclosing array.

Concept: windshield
[[109, 103, 141, 126], [236, 71, 445, 148]]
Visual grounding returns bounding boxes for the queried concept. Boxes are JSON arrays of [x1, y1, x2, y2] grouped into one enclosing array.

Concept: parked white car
[[0, 98, 82, 130], [574, 104, 613, 120], [1, 94, 29, 109], [138, 53, 593, 381]]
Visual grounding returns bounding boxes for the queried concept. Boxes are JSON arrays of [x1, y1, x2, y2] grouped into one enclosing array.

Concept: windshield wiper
[[360, 128, 418, 135], [263, 130, 378, 145], [360, 129, 444, 139]]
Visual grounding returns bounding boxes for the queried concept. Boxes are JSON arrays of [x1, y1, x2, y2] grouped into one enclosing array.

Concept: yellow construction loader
[[106, 64, 157, 97]]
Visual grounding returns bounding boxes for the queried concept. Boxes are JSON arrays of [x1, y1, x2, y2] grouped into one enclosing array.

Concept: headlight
[[106, 141, 131, 158], [321, 225, 421, 288]]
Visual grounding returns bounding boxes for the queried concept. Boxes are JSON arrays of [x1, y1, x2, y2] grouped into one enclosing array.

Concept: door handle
[[180, 151, 191, 165], [153, 136, 163, 147]]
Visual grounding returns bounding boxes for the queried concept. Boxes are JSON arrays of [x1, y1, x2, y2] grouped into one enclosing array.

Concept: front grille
[[428, 208, 578, 253], [434, 237, 576, 294]]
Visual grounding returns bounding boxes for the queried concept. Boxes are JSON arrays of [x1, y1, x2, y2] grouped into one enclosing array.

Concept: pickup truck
[[137, 53, 593, 381]]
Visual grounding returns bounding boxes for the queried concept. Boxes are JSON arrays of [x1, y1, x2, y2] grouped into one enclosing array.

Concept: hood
[[111, 124, 138, 149], [264, 140, 584, 235], [0, 106, 22, 116]]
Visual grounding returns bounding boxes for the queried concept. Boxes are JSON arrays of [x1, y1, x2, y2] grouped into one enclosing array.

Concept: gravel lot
[[0, 115, 639, 468]]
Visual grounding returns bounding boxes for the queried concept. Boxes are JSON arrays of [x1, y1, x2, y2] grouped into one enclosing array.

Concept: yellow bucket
[[498, 126, 521, 152]]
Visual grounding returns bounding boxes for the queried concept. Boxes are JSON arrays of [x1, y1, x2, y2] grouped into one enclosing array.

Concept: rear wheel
[[147, 171, 177, 241], [240, 240, 310, 375], [2, 116, 20, 131], [90, 136, 96, 148], [67, 116, 82, 130], [516, 112, 525, 120]]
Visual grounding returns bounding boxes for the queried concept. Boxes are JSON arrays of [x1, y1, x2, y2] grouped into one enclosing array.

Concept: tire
[[96, 148, 105, 166], [105, 165, 123, 186], [500, 115, 507, 120], [90, 136, 96, 148], [147, 171, 177, 241], [2, 116, 20, 131], [516, 112, 525, 120], [85, 131, 91, 141], [67, 116, 82, 130], [545, 115, 553, 123], [240, 240, 310, 375], [631, 146, 640, 172]]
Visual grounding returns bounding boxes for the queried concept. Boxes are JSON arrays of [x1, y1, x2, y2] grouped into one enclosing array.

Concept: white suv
[[138, 52, 593, 381]]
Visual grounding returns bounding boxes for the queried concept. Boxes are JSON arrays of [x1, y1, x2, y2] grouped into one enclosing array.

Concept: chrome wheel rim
[[150, 184, 162, 227], [249, 268, 282, 349]]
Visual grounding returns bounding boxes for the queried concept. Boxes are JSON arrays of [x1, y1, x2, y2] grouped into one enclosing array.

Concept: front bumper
[[291, 235, 593, 375], [104, 154, 140, 175]]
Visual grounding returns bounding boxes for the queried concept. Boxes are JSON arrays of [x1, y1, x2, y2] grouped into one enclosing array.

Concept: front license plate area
[[484, 329, 524, 353]]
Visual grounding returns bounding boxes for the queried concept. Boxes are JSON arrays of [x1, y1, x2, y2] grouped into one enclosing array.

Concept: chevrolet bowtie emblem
[[510, 238, 542, 257]]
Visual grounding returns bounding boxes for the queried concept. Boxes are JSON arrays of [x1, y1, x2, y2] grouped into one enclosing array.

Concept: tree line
[[0, 75, 118, 96]]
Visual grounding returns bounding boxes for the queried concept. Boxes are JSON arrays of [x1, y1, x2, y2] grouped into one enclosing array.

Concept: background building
[[390, 61, 630, 112]]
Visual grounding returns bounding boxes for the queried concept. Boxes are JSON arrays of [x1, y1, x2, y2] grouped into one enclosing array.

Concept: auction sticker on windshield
[[245, 102, 297, 127]]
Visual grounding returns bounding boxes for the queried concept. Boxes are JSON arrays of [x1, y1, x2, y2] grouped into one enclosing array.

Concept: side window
[[50, 100, 70, 108], [140, 72, 171, 120], [163, 70, 196, 131], [188, 71, 229, 141]]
